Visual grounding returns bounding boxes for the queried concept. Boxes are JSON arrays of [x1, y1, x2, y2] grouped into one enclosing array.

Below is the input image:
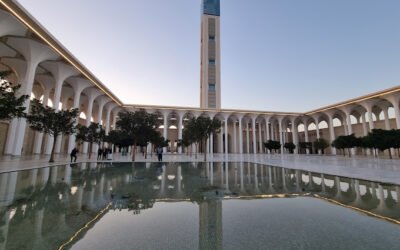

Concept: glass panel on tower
[[202, 0, 220, 16]]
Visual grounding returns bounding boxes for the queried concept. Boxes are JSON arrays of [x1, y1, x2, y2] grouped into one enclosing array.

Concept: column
[[251, 116, 257, 154], [383, 108, 391, 130], [304, 120, 310, 155], [210, 133, 214, 154], [271, 122, 275, 140], [233, 121, 237, 153], [366, 105, 374, 131], [258, 121, 263, 153], [314, 118, 321, 155], [178, 113, 183, 153], [327, 114, 337, 155], [219, 125, 223, 153], [238, 117, 243, 154], [246, 121, 250, 153], [33, 88, 51, 154], [291, 119, 298, 154], [163, 112, 168, 153], [278, 118, 284, 153], [224, 117, 228, 154]]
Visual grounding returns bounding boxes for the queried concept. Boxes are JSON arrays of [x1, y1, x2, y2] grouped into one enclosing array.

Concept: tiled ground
[[0, 153, 399, 184]]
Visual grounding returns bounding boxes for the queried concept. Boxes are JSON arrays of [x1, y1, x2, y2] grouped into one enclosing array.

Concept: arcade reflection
[[0, 162, 399, 249]]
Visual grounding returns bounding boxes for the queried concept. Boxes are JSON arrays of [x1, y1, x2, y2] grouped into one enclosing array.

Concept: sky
[[17, 0, 400, 112]]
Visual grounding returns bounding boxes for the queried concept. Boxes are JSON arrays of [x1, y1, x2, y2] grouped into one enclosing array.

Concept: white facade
[[1, 1, 400, 158]]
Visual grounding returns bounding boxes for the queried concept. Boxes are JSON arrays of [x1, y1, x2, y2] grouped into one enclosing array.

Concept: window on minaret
[[209, 35, 215, 40], [209, 60, 215, 65], [208, 83, 216, 91]]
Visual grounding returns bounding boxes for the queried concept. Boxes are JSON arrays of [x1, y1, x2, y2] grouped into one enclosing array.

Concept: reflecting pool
[[0, 162, 399, 250]]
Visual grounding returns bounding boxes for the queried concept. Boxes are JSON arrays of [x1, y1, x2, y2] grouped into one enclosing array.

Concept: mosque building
[[0, 0, 400, 157]]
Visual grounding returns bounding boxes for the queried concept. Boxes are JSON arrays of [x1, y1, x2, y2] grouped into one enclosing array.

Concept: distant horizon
[[17, 0, 400, 112]]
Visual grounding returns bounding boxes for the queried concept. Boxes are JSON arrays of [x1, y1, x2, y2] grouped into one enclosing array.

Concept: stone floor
[[0, 153, 400, 185]]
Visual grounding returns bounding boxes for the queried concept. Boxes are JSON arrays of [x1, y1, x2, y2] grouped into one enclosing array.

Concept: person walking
[[70, 147, 78, 163], [156, 146, 163, 162], [97, 148, 103, 160]]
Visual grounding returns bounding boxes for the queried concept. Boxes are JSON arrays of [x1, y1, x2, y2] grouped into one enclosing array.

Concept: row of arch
[[0, 8, 123, 155]]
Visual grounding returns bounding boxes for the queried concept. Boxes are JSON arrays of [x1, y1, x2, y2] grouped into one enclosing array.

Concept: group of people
[[98, 148, 112, 160], [70, 146, 164, 163]]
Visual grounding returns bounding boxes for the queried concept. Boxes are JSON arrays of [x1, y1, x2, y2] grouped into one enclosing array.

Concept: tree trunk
[[388, 148, 392, 159], [49, 134, 58, 163], [348, 148, 351, 157], [88, 142, 92, 159], [132, 143, 137, 161], [195, 143, 198, 159], [203, 138, 207, 162]]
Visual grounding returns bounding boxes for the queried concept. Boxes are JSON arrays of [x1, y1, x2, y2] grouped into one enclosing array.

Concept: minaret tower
[[200, 0, 221, 109]]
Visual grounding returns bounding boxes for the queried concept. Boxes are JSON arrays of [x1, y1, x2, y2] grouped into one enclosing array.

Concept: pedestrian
[[156, 146, 163, 162], [97, 148, 103, 160], [70, 147, 78, 163], [102, 148, 107, 160]]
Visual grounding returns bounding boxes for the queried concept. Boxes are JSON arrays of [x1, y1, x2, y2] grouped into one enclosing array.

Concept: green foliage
[[332, 134, 361, 156], [284, 142, 296, 154], [0, 71, 29, 120], [116, 109, 161, 161], [76, 122, 105, 159], [27, 99, 79, 162], [183, 116, 221, 161], [314, 138, 329, 154], [264, 140, 281, 153]]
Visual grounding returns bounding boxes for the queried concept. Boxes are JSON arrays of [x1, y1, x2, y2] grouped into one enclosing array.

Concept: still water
[[0, 162, 399, 250]]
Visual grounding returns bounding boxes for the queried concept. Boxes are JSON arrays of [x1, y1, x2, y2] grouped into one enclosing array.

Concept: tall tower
[[200, 0, 221, 109]]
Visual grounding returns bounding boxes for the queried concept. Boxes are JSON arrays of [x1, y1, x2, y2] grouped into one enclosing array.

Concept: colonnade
[[0, 7, 122, 156], [130, 98, 400, 156], [1, 3, 400, 158]]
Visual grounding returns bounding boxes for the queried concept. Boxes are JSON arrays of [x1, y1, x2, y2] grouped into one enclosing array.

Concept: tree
[[284, 142, 296, 154], [332, 134, 360, 157], [298, 142, 312, 154], [314, 138, 329, 154], [27, 99, 79, 162], [116, 109, 161, 161], [0, 71, 29, 120], [264, 140, 281, 153], [183, 116, 221, 161], [76, 122, 105, 159]]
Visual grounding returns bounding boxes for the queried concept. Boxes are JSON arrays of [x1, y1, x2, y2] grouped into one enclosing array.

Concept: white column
[[33, 88, 51, 154], [238, 117, 243, 154], [67, 80, 90, 153], [304, 120, 310, 154], [3, 40, 57, 156], [366, 106, 374, 131], [361, 113, 368, 136], [178, 113, 183, 153], [246, 121, 250, 153], [83, 97, 95, 154], [163, 112, 168, 153], [210, 133, 214, 154], [271, 122, 275, 140], [252, 116, 257, 154], [291, 119, 298, 154], [258, 121, 263, 153], [219, 126, 223, 153], [328, 115, 337, 155], [224, 117, 229, 154], [383, 108, 391, 130], [314, 118, 321, 155], [278, 118, 284, 153], [233, 121, 237, 153]]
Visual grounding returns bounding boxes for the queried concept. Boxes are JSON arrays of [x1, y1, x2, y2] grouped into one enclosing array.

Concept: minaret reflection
[[0, 162, 399, 249], [199, 194, 223, 250]]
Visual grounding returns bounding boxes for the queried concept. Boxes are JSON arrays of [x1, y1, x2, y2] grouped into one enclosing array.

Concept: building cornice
[[0, 0, 123, 106]]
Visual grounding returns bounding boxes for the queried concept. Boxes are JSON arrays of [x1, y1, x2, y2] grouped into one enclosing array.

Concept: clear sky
[[17, 0, 400, 112]]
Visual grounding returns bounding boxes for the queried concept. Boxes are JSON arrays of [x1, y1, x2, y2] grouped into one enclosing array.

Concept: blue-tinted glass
[[209, 83, 216, 91], [209, 60, 215, 64], [202, 0, 220, 16]]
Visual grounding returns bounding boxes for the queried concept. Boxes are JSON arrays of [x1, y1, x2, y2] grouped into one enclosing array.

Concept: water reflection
[[0, 162, 399, 249]]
